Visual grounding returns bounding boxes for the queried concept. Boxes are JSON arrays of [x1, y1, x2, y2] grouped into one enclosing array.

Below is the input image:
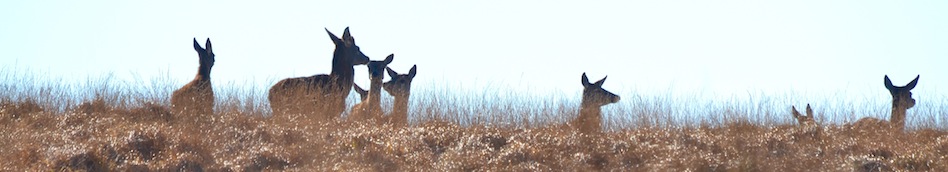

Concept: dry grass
[[1, 69, 947, 171]]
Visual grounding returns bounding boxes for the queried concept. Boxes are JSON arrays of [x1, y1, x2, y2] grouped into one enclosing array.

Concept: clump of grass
[[1, 67, 947, 171]]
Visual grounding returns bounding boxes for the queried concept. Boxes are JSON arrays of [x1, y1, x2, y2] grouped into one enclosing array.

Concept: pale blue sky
[[1, 1, 946, 113]]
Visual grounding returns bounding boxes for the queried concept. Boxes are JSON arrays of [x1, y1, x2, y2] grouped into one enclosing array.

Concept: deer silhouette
[[382, 65, 416, 126], [571, 73, 620, 134], [171, 38, 215, 116], [349, 54, 394, 122], [851, 75, 919, 132], [268, 27, 371, 121]]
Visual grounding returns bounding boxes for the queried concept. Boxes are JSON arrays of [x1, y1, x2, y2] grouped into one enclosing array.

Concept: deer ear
[[353, 84, 368, 101], [805, 104, 813, 116], [386, 67, 397, 78], [193, 38, 204, 52], [342, 27, 354, 43], [204, 38, 213, 54], [383, 54, 394, 64], [326, 28, 342, 44], [408, 65, 417, 78], [905, 75, 919, 90], [791, 106, 802, 119], [581, 73, 590, 86], [594, 76, 607, 87], [353, 84, 367, 95], [884, 75, 896, 91]]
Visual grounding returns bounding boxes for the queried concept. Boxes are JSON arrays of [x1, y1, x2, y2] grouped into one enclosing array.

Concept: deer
[[791, 104, 820, 137], [349, 54, 394, 122], [171, 38, 215, 116], [791, 104, 817, 127], [382, 65, 417, 126], [571, 73, 620, 134], [353, 84, 369, 102], [350, 83, 370, 119], [850, 75, 919, 132], [268, 27, 371, 121]]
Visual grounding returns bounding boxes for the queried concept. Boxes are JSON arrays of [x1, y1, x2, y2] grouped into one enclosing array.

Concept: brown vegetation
[[1, 72, 945, 171], [2, 98, 946, 171]]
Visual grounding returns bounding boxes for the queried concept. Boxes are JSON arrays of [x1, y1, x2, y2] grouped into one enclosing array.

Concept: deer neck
[[579, 101, 602, 117], [890, 103, 909, 130], [196, 66, 211, 81], [329, 48, 355, 85], [392, 94, 410, 116], [367, 77, 384, 108]]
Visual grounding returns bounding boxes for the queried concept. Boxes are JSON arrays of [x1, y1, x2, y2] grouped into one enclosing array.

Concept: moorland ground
[[1, 71, 946, 171]]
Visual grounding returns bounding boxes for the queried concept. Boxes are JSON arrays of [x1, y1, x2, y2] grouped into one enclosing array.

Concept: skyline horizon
[[1, 63, 942, 128]]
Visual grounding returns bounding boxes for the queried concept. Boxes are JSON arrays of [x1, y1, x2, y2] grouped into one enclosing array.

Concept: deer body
[[572, 73, 620, 134], [268, 28, 370, 121], [851, 75, 919, 132], [171, 38, 215, 116], [349, 54, 394, 122], [382, 65, 417, 126]]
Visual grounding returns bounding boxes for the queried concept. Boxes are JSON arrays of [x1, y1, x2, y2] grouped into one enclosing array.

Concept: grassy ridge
[[1, 69, 947, 171]]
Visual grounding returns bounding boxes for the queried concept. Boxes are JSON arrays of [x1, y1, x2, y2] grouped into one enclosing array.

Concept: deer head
[[326, 27, 370, 65], [581, 73, 620, 107], [353, 84, 368, 101], [791, 104, 816, 126], [884, 75, 919, 110], [383, 65, 417, 98], [192, 38, 215, 80], [367, 54, 394, 82]]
